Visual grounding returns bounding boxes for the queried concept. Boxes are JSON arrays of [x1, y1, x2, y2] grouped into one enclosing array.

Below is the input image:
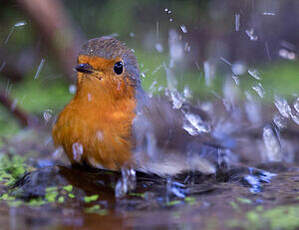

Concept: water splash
[[204, 61, 215, 86], [115, 168, 136, 198], [180, 25, 188, 33], [262, 125, 282, 162], [183, 112, 210, 136], [69, 84, 77, 94], [34, 58, 45, 79], [274, 95, 292, 119], [232, 62, 246, 76], [4, 21, 27, 44], [168, 29, 183, 66], [245, 28, 258, 41], [43, 109, 53, 123], [248, 68, 261, 80], [155, 43, 163, 53], [252, 83, 265, 98], [235, 13, 240, 31], [278, 49, 296, 60], [263, 12, 276, 16]]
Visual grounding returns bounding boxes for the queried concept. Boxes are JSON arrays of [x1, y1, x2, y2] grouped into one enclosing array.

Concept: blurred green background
[[0, 0, 298, 137]]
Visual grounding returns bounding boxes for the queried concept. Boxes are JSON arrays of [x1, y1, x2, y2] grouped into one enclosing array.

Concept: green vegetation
[[0, 154, 27, 186]]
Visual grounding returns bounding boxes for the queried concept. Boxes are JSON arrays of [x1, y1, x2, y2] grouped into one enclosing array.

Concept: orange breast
[[52, 75, 136, 170]]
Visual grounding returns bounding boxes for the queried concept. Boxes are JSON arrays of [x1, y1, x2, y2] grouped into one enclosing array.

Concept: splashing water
[[115, 168, 136, 198], [43, 109, 53, 123], [245, 28, 258, 41], [72, 142, 83, 162], [183, 112, 210, 136], [4, 21, 27, 44], [34, 58, 45, 80], [69, 84, 77, 94], [274, 95, 292, 119], [168, 29, 183, 67], [278, 49, 296, 60], [204, 61, 215, 86], [252, 83, 265, 98], [232, 62, 246, 76], [155, 43, 163, 53], [262, 125, 282, 162], [263, 12, 276, 16], [235, 14, 240, 32], [180, 25, 188, 33], [248, 68, 261, 80]]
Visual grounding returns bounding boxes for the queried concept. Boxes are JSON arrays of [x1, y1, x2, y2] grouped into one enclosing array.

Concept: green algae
[[166, 200, 182, 206], [128, 192, 145, 198], [62, 185, 73, 192], [185, 196, 196, 205], [85, 205, 108, 215], [83, 194, 99, 203]]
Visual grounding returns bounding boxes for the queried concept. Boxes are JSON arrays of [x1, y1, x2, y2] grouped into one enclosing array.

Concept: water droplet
[[183, 86, 192, 99], [168, 89, 184, 109], [183, 112, 210, 135], [43, 109, 53, 122], [155, 43, 163, 53], [69, 84, 76, 94], [169, 18, 173, 22], [14, 21, 27, 27], [232, 62, 246, 75], [273, 113, 287, 129], [248, 68, 261, 80], [168, 29, 183, 63], [232, 75, 240, 86], [0, 61, 6, 72], [34, 58, 45, 79], [204, 61, 215, 86], [274, 95, 292, 119], [278, 49, 296, 60], [263, 125, 282, 162], [220, 57, 232, 66], [252, 83, 265, 98], [164, 8, 168, 12], [263, 12, 275, 16], [180, 25, 188, 33], [129, 32, 135, 37], [235, 13, 240, 31], [72, 142, 83, 162], [245, 28, 258, 41]]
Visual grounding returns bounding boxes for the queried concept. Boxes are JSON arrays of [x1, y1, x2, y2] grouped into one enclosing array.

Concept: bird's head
[[75, 37, 140, 98]]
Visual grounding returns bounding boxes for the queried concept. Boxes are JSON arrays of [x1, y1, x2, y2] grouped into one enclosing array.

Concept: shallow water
[[0, 164, 298, 230]]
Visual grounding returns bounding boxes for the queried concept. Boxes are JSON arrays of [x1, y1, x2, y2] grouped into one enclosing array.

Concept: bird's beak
[[75, 63, 93, 74]]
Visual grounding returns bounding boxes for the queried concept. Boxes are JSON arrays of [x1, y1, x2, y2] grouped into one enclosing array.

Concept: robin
[[52, 37, 227, 177]]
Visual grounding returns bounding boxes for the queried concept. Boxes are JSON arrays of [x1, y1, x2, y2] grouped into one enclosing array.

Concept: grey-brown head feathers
[[79, 37, 140, 87]]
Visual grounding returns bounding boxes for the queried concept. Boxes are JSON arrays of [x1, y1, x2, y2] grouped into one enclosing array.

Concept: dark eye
[[113, 61, 123, 75]]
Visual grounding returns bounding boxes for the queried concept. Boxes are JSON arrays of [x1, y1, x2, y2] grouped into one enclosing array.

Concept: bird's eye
[[113, 61, 123, 75]]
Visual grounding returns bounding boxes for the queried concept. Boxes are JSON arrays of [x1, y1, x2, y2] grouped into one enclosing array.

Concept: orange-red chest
[[52, 76, 136, 170]]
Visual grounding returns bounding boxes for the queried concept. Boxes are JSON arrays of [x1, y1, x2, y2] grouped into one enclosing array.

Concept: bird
[[52, 36, 231, 177]]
